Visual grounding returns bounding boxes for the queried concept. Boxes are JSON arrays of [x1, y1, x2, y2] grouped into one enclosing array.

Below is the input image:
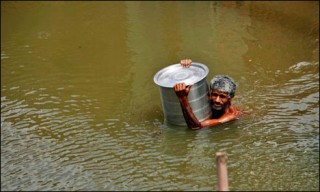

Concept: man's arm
[[174, 88, 202, 129], [174, 59, 202, 129], [200, 109, 240, 128], [174, 83, 240, 129], [174, 59, 240, 129]]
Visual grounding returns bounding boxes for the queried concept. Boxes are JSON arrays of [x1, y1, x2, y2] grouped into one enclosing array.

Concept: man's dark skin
[[174, 59, 241, 130]]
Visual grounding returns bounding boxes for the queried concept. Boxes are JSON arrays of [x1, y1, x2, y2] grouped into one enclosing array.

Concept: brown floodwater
[[1, 1, 319, 191]]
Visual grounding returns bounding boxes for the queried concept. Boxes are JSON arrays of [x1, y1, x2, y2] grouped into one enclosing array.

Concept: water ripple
[[2, 2, 319, 191]]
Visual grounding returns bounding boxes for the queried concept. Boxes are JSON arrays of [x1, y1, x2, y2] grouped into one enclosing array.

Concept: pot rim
[[153, 62, 209, 88]]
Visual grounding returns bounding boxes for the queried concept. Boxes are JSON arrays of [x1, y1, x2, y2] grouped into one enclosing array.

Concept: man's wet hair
[[210, 75, 237, 98]]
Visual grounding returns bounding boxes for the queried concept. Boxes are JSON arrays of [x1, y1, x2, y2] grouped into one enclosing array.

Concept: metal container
[[154, 62, 212, 126]]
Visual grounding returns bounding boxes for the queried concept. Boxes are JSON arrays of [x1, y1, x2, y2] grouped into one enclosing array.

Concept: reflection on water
[[1, 1, 319, 191]]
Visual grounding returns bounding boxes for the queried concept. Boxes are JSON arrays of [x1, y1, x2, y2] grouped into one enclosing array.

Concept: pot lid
[[153, 62, 209, 88]]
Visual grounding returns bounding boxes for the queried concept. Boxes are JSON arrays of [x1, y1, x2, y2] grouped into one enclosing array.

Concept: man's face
[[209, 89, 232, 111]]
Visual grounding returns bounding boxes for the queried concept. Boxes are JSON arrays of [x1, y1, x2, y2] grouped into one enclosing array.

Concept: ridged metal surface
[[158, 78, 212, 126]]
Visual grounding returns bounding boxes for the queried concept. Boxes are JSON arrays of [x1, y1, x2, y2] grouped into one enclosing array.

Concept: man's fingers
[[180, 59, 192, 68], [173, 84, 178, 91], [182, 60, 187, 67], [179, 83, 185, 90], [174, 83, 187, 91], [186, 59, 192, 67], [186, 84, 193, 93]]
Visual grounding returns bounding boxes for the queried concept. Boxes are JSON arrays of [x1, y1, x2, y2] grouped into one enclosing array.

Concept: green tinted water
[[1, 1, 319, 190]]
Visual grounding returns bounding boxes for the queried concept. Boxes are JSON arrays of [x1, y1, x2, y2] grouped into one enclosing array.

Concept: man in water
[[174, 59, 241, 130]]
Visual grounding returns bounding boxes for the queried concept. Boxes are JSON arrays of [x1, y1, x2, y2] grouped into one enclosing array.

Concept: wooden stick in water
[[216, 152, 229, 191]]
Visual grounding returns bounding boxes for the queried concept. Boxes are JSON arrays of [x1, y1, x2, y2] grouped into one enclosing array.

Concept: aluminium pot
[[153, 62, 212, 126]]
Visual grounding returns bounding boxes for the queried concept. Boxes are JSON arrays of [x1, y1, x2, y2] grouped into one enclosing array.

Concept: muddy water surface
[[1, 1, 319, 190]]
